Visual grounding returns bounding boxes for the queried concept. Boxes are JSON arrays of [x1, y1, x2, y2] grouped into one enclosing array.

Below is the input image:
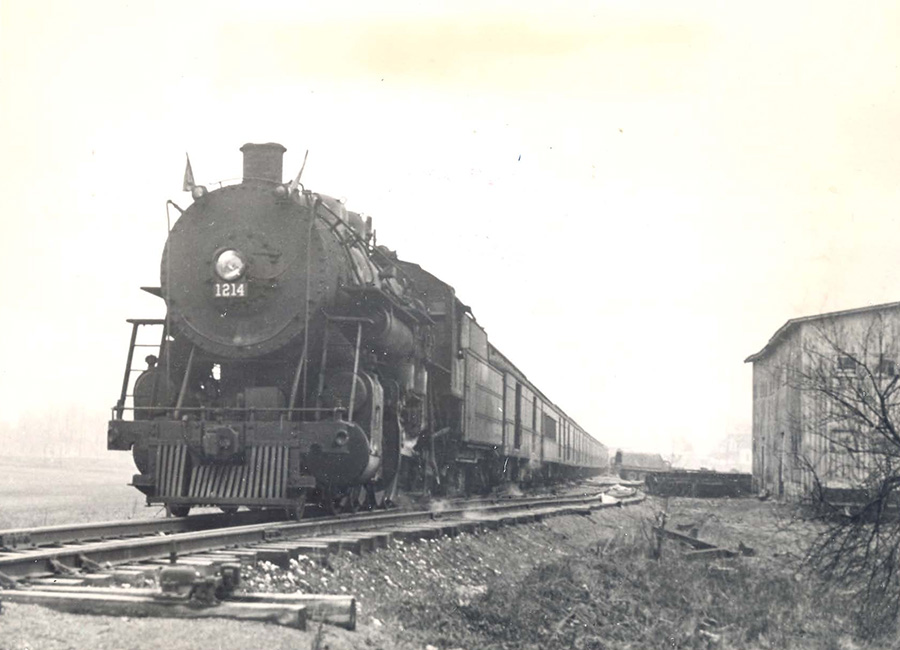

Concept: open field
[[0, 455, 159, 529]]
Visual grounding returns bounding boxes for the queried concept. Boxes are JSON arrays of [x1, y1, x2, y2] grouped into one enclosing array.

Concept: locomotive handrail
[[113, 406, 348, 413], [322, 313, 376, 325]]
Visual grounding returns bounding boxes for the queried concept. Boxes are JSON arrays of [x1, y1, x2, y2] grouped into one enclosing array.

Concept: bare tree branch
[[780, 313, 900, 635]]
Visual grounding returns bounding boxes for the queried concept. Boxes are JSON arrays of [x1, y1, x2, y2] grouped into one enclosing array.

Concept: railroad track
[[0, 491, 644, 630], [0, 489, 588, 553], [0, 491, 638, 582], [0, 508, 289, 551]]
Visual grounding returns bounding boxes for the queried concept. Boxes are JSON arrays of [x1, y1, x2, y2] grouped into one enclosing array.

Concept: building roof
[[614, 451, 669, 470], [744, 300, 900, 364]]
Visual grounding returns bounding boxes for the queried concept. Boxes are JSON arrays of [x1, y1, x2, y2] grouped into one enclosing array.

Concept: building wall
[[752, 307, 900, 501], [751, 328, 802, 497]]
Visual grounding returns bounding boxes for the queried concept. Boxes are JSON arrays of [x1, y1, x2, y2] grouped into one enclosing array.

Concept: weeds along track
[[0, 491, 643, 586]]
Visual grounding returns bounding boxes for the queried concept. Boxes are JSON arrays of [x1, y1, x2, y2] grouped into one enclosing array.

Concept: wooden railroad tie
[[2, 585, 356, 630], [0, 589, 309, 630], [652, 526, 755, 560]]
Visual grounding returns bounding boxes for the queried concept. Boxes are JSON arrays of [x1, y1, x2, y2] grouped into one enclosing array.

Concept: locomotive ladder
[[115, 318, 166, 419]]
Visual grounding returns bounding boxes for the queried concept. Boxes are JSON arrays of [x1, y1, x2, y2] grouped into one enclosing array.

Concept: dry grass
[[0, 455, 158, 529], [240, 498, 895, 649]]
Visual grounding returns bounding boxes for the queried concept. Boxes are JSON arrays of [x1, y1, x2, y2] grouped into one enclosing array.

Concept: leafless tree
[[787, 312, 900, 634]]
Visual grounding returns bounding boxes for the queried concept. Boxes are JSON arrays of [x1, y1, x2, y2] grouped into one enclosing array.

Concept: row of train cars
[[107, 143, 723, 518]]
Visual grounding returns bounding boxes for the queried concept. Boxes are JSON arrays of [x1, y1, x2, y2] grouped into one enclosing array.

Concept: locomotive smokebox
[[241, 142, 286, 184]]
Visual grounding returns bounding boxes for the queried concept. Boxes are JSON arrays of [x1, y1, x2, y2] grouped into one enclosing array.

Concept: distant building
[[705, 431, 752, 473], [613, 450, 671, 481], [744, 301, 900, 500]]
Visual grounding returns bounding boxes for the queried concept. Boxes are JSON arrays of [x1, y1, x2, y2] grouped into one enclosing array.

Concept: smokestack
[[240, 143, 286, 184]]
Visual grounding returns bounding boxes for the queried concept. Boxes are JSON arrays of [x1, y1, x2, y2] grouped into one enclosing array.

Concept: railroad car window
[[542, 413, 556, 442], [514, 383, 523, 449]]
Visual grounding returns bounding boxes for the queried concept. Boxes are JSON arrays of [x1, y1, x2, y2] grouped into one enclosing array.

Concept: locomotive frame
[[107, 143, 607, 518]]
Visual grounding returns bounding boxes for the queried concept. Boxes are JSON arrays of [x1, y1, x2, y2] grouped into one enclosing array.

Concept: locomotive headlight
[[215, 249, 246, 281]]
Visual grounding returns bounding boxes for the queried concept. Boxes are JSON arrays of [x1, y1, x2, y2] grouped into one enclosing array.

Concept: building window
[[837, 355, 857, 372], [825, 429, 874, 485], [876, 356, 897, 376]]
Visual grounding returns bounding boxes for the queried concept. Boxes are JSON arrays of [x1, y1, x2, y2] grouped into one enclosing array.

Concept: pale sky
[[1, 1, 899, 461]]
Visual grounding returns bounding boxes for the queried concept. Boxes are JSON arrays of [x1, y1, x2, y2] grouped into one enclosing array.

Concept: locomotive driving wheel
[[284, 493, 307, 521], [167, 504, 191, 517], [342, 486, 363, 513], [363, 482, 378, 510]]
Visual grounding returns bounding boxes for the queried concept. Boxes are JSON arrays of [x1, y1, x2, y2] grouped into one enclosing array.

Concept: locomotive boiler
[[108, 143, 607, 518]]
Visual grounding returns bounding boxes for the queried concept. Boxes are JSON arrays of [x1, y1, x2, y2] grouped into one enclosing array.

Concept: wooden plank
[[255, 541, 331, 565], [306, 537, 364, 554], [337, 532, 392, 550], [252, 547, 291, 568], [80, 573, 116, 587], [231, 593, 356, 630], [383, 527, 442, 541], [206, 549, 260, 564], [111, 568, 153, 584], [255, 541, 331, 553], [477, 518, 503, 530], [652, 527, 718, 550], [158, 558, 218, 569], [429, 522, 461, 537], [177, 554, 244, 566], [29, 577, 85, 587], [0, 590, 307, 629], [15, 586, 354, 630], [684, 547, 738, 561]]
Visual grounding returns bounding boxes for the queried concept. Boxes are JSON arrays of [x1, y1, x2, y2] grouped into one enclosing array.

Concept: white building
[[745, 301, 900, 500]]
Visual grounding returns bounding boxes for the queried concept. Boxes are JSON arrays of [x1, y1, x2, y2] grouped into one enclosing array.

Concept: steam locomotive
[[108, 143, 607, 517]]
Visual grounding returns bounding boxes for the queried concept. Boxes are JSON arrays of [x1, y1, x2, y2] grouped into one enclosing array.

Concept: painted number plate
[[214, 282, 247, 298]]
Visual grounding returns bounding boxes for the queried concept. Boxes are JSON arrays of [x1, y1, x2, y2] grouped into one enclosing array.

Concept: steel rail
[[0, 489, 600, 551], [0, 493, 642, 582], [0, 509, 289, 551]]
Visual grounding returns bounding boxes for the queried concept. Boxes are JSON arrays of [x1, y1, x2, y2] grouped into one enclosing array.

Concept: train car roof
[[488, 343, 602, 446], [396, 259, 603, 448]]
